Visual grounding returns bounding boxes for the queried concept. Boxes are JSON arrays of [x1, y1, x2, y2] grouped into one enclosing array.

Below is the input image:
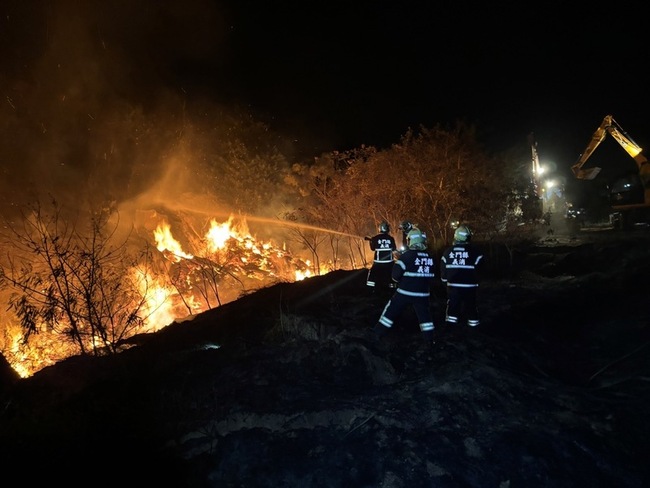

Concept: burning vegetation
[[0, 205, 332, 378], [0, 121, 532, 379], [0, 1, 534, 378]]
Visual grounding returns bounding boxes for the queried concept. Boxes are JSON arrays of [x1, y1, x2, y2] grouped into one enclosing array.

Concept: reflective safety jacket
[[392, 249, 435, 297], [440, 243, 483, 288], [369, 232, 396, 264]]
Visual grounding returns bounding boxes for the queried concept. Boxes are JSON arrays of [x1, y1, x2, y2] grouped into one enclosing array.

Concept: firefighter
[[372, 228, 436, 347], [440, 224, 484, 327], [364, 220, 397, 294], [398, 220, 414, 251]]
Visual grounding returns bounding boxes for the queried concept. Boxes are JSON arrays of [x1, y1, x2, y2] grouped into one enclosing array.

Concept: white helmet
[[407, 228, 427, 250], [453, 224, 472, 244]]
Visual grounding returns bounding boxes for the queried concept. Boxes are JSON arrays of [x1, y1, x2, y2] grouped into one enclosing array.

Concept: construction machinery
[[525, 132, 544, 219], [571, 115, 650, 229]]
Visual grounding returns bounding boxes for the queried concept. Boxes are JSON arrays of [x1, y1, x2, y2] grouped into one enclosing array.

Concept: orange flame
[[3, 214, 328, 377]]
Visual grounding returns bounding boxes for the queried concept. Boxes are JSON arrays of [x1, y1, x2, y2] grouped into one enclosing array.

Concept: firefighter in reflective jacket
[[365, 220, 397, 293], [440, 224, 484, 327], [373, 228, 436, 346]]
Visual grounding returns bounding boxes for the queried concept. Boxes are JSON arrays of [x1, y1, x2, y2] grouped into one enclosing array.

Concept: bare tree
[[0, 198, 154, 358], [280, 121, 535, 264], [281, 147, 380, 269]]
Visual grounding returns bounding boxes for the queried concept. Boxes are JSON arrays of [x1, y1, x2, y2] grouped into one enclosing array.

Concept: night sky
[[1, 1, 648, 187], [193, 2, 649, 170]]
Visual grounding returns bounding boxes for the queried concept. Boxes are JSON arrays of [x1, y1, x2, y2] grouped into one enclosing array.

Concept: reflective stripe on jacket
[[440, 243, 483, 288], [392, 249, 435, 296]]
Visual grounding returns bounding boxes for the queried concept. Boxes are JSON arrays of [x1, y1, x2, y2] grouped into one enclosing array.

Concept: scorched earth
[[0, 228, 649, 487]]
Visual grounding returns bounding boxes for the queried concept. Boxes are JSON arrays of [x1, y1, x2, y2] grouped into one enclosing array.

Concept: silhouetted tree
[[282, 146, 378, 268], [285, 122, 520, 256], [0, 198, 153, 361]]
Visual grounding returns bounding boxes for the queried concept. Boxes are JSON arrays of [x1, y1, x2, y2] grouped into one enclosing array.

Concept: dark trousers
[[378, 292, 434, 334], [366, 262, 393, 290], [445, 286, 479, 326]]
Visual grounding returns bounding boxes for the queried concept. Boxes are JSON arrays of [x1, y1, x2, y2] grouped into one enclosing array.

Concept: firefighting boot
[[422, 329, 435, 349], [371, 323, 390, 342]]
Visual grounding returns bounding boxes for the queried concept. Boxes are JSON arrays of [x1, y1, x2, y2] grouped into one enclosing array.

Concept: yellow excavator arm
[[571, 114, 647, 180]]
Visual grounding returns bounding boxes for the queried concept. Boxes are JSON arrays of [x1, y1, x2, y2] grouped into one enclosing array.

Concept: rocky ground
[[1, 228, 649, 487]]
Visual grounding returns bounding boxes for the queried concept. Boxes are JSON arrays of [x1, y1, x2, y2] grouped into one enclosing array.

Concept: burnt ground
[[1, 229, 649, 487]]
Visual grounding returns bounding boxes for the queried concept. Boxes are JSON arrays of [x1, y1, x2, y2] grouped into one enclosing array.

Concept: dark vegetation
[[1, 229, 649, 487]]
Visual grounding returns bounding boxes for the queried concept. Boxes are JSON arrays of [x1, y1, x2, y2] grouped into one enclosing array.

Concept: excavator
[[527, 132, 544, 219], [571, 115, 650, 229]]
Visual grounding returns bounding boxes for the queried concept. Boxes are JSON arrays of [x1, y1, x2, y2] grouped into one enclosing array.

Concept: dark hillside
[[1, 231, 649, 487]]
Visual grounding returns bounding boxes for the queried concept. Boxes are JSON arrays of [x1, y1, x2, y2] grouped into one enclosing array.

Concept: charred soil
[[1, 230, 649, 487]]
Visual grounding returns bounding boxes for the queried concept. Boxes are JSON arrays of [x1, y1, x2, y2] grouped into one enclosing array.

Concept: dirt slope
[[0, 231, 649, 487]]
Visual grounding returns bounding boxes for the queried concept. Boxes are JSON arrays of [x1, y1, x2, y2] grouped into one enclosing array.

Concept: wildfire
[[150, 215, 318, 310], [153, 223, 194, 261], [2, 214, 322, 377]]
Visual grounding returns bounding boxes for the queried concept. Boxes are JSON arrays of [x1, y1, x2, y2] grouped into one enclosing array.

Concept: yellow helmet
[[407, 228, 427, 250], [453, 224, 472, 244]]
